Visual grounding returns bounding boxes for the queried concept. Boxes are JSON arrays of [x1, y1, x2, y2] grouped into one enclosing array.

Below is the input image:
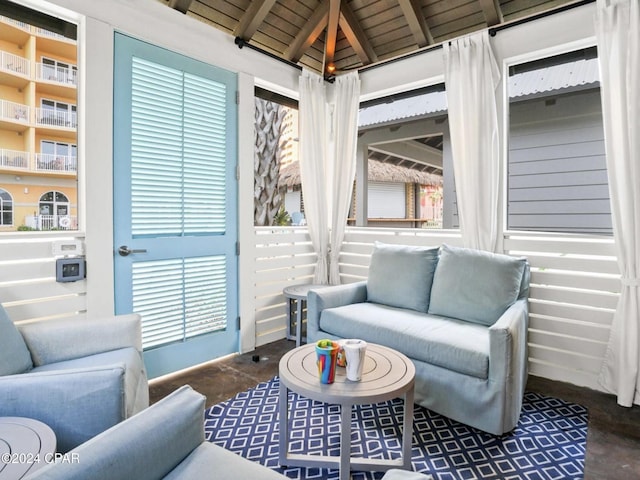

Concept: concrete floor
[[149, 339, 640, 480]]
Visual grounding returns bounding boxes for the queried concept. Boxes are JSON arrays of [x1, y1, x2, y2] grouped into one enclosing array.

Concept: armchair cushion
[[30, 347, 146, 417], [0, 305, 32, 375], [367, 242, 439, 313], [428, 244, 526, 326]]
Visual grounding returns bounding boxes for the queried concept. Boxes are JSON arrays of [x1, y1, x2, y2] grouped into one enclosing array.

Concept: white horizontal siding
[[505, 231, 618, 392], [0, 226, 620, 396], [253, 227, 317, 347], [0, 233, 87, 324]]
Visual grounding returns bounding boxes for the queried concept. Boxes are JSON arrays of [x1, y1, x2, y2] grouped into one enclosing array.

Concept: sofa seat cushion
[[319, 303, 490, 379], [164, 442, 287, 479], [30, 347, 145, 416]]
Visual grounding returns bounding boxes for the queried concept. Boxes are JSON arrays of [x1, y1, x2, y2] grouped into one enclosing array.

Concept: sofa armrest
[[18, 313, 142, 366], [307, 281, 367, 341], [28, 385, 206, 480], [489, 298, 529, 377], [0, 366, 126, 452], [488, 298, 529, 426]]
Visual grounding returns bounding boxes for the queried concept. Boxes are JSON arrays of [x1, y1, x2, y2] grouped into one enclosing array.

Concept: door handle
[[118, 245, 147, 257]]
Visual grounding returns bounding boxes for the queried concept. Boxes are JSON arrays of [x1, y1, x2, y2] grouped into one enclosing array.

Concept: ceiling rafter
[[233, 0, 278, 40], [477, 0, 503, 26], [284, 0, 330, 63], [324, 0, 342, 71], [168, 0, 193, 14], [339, 2, 378, 65], [397, 0, 434, 47]]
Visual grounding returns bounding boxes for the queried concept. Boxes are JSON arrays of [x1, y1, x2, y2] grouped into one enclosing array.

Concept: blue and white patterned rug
[[204, 377, 587, 480]]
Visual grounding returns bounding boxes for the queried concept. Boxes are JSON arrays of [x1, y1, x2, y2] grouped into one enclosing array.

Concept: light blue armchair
[[0, 304, 148, 452], [28, 385, 433, 480]]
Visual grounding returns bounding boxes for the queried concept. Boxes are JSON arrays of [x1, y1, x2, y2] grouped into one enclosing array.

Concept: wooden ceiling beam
[[168, 0, 193, 14], [478, 0, 503, 26], [284, 0, 330, 63], [233, 0, 278, 40], [397, 0, 434, 47], [339, 2, 378, 65], [324, 0, 341, 70]]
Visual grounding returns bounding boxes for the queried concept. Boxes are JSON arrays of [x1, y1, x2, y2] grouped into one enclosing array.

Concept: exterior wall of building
[[0, 15, 78, 231]]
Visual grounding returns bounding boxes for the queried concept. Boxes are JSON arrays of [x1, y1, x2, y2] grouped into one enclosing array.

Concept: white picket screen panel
[[0, 233, 87, 324], [0, 226, 620, 393], [253, 226, 317, 346]]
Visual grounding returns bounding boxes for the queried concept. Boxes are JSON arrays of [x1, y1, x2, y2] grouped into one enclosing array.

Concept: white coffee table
[[278, 342, 416, 480]]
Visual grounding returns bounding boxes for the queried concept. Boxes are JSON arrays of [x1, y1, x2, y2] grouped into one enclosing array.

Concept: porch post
[[354, 141, 368, 226]]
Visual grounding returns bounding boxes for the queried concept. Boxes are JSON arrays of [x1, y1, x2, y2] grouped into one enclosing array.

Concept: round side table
[[282, 284, 325, 346], [0, 417, 56, 479]]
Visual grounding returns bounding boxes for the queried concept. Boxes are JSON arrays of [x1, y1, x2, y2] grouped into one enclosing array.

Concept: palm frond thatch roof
[[278, 159, 442, 188]]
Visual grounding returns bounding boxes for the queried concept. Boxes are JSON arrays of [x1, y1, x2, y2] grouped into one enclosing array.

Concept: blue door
[[113, 33, 238, 378]]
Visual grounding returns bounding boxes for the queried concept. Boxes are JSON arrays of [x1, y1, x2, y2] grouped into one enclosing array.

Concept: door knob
[[118, 245, 147, 257]]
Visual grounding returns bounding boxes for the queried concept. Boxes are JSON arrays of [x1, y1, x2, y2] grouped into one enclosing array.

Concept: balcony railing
[[0, 149, 29, 169], [35, 153, 77, 173], [35, 108, 77, 129], [36, 63, 77, 86], [25, 214, 77, 231], [0, 15, 30, 31], [0, 99, 30, 123], [0, 51, 30, 77], [34, 27, 75, 43], [1, 49, 77, 87]]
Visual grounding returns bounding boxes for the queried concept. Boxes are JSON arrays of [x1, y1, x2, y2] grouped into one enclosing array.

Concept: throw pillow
[[367, 241, 439, 313], [428, 244, 526, 325], [0, 304, 33, 375]]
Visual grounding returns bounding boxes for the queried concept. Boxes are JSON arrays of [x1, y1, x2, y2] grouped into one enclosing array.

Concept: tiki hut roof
[[278, 159, 442, 188]]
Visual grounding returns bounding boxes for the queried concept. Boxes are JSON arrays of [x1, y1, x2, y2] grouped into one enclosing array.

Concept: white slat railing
[[253, 227, 316, 346], [1, 225, 619, 393], [0, 233, 87, 325], [504, 232, 618, 391]]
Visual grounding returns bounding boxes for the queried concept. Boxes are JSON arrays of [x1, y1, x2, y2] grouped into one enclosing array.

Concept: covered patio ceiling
[[159, 0, 585, 77]]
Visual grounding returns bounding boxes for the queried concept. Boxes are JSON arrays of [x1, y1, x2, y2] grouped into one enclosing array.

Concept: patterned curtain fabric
[[443, 31, 501, 252], [298, 69, 360, 285], [595, 0, 640, 407]]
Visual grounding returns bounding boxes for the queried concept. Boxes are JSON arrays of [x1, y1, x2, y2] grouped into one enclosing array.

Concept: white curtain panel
[[595, 0, 640, 407], [298, 69, 360, 285], [299, 69, 330, 283], [443, 31, 501, 252], [328, 72, 360, 285]]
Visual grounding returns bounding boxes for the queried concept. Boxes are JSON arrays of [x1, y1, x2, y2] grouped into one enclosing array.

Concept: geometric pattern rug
[[204, 376, 588, 480]]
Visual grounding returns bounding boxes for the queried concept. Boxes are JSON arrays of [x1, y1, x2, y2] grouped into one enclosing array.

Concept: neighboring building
[[278, 158, 442, 228], [0, 15, 77, 231], [355, 52, 609, 234]]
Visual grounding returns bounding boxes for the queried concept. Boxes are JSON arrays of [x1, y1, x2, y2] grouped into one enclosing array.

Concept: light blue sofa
[[308, 243, 530, 435], [0, 306, 148, 452], [29, 384, 433, 480]]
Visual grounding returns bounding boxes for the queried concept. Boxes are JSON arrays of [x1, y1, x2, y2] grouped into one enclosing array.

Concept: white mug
[[343, 339, 367, 381]]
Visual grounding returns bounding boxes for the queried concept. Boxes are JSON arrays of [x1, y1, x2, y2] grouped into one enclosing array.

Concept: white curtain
[[328, 72, 360, 284], [298, 69, 361, 284], [595, 0, 640, 407], [299, 69, 329, 283], [443, 31, 501, 252]]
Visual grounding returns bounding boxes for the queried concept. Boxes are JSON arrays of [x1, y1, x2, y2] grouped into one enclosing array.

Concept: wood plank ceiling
[[159, 0, 582, 77]]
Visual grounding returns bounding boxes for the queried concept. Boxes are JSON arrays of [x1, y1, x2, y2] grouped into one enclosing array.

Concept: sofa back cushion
[[367, 242, 439, 313], [428, 244, 526, 325], [0, 304, 33, 375]]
